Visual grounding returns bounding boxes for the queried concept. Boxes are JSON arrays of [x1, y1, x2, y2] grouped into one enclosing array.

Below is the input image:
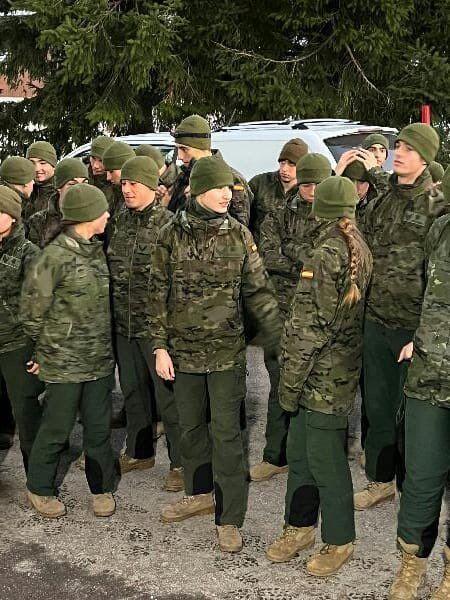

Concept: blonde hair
[[337, 217, 363, 307]]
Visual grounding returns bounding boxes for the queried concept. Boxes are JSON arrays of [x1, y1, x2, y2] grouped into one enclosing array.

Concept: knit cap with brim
[[296, 153, 332, 184], [172, 115, 211, 151], [428, 160, 445, 183], [397, 123, 440, 165], [55, 158, 88, 189], [343, 159, 369, 182], [278, 138, 308, 165], [90, 135, 114, 159], [121, 156, 159, 191], [135, 144, 165, 169], [26, 141, 57, 167], [362, 133, 389, 153], [0, 156, 35, 184], [61, 183, 108, 223], [441, 166, 450, 202], [190, 155, 234, 196], [312, 176, 358, 220], [102, 141, 135, 171], [0, 185, 22, 221]]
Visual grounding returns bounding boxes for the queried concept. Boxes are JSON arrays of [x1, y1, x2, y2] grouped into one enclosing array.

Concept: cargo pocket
[[306, 410, 347, 431]]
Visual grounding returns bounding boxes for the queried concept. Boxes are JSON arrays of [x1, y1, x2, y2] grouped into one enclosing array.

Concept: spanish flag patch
[[233, 184, 244, 191], [301, 269, 314, 279]]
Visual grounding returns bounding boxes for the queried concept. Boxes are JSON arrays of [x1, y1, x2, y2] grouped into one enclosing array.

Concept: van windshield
[[325, 133, 396, 171]]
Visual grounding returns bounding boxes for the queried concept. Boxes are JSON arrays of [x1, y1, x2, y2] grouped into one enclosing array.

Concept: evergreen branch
[[344, 42, 387, 96]]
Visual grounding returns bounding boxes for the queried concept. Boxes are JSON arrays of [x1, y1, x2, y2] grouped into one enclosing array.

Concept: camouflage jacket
[[364, 170, 449, 330], [249, 171, 298, 243], [0, 225, 39, 354], [89, 167, 111, 196], [23, 178, 55, 225], [103, 184, 124, 218], [279, 218, 373, 416], [405, 214, 450, 408], [259, 194, 312, 320], [149, 201, 281, 373], [20, 230, 114, 383], [107, 201, 173, 339], [168, 150, 252, 227], [27, 192, 62, 249]]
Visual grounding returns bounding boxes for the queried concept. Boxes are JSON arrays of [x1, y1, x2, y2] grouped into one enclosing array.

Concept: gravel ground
[[0, 347, 447, 599]]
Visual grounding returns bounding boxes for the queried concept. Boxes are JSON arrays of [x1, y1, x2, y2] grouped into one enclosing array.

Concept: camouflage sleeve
[[278, 240, 345, 412], [22, 240, 41, 273], [229, 170, 252, 227], [26, 214, 42, 248], [424, 214, 450, 263], [148, 224, 173, 351], [366, 167, 390, 193], [259, 212, 297, 279]]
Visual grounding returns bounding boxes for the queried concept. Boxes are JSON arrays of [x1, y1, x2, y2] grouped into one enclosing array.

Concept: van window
[[325, 133, 396, 171]]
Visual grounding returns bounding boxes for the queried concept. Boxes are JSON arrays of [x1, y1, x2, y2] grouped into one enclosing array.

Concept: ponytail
[[337, 217, 363, 307]]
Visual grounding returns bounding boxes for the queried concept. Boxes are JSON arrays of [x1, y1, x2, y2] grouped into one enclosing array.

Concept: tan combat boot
[[160, 493, 215, 523], [431, 545, 450, 600], [27, 491, 66, 518], [119, 454, 155, 474], [216, 525, 243, 553], [266, 526, 316, 562], [306, 542, 354, 576], [354, 481, 396, 510], [389, 538, 427, 600], [163, 467, 184, 492], [92, 493, 116, 517], [249, 461, 288, 482]]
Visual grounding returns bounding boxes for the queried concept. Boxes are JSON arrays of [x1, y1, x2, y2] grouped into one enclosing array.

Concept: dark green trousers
[[398, 397, 450, 558], [363, 319, 414, 486], [27, 375, 116, 496], [262, 355, 290, 466], [174, 367, 248, 527], [0, 345, 44, 469], [0, 373, 15, 435], [285, 407, 355, 545]]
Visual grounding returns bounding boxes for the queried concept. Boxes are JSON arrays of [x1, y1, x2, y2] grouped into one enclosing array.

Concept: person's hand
[[354, 147, 378, 171], [184, 185, 191, 200], [26, 361, 40, 375], [398, 342, 414, 362], [155, 349, 175, 381], [334, 150, 359, 175], [156, 184, 170, 207]]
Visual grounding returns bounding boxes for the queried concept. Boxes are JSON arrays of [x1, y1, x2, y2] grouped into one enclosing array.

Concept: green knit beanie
[[313, 176, 358, 220], [441, 166, 450, 202], [90, 135, 114, 159], [61, 183, 108, 223], [26, 141, 57, 167], [362, 133, 389, 153], [296, 153, 331, 184], [0, 156, 35, 184], [428, 160, 445, 183], [135, 144, 165, 169], [121, 156, 159, 191], [0, 185, 22, 221], [173, 115, 211, 151], [397, 123, 440, 164], [55, 158, 88, 190], [190, 155, 233, 196], [102, 141, 135, 171], [343, 159, 369, 182], [278, 138, 309, 164]]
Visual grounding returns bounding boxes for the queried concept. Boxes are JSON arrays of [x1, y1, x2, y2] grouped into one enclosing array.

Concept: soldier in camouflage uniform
[[388, 167, 450, 600], [0, 185, 44, 471], [102, 141, 135, 217], [266, 176, 372, 576], [353, 123, 450, 511], [88, 135, 114, 194], [21, 184, 117, 519], [0, 156, 36, 214], [169, 115, 252, 226], [150, 155, 281, 553], [250, 154, 331, 483], [28, 158, 88, 248], [428, 160, 445, 184], [249, 138, 308, 242], [24, 141, 57, 224]]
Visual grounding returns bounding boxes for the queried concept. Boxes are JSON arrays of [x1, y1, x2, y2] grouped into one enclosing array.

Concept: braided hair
[[337, 217, 364, 307]]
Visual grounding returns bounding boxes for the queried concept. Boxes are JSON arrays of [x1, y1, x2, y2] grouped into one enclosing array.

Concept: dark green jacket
[[23, 178, 55, 224], [0, 225, 39, 354], [27, 192, 61, 249], [279, 218, 373, 416], [107, 201, 173, 339], [20, 230, 114, 383], [149, 201, 281, 373]]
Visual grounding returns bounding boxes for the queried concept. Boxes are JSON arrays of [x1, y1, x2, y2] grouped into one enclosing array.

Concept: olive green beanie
[[343, 159, 369, 182], [428, 160, 445, 183], [0, 185, 22, 221], [278, 138, 309, 165], [55, 158, 88, 190], [0, 156, 35, 184], [135, 144, 165, 169], [296, 153, 332, 184], [362, 133, 389, 152], [90, 135, 114, 159], [397, 123, 440, 164], [102, 141, 135, 171], [121, 156, 159, 191], [441, 166, 450, 202], [312, 176, 358, 220], [61, 183, 108, 223], [172, 115, 211, 151], [190, 155, 233, 196], [26, 141, 57, 167]]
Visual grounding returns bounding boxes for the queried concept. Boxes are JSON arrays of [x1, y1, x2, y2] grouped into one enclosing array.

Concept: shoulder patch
[[301, 269, 314, 279]]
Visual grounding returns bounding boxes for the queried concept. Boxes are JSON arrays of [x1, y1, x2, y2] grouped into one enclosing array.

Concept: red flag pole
[[421, 105, 431, 124]]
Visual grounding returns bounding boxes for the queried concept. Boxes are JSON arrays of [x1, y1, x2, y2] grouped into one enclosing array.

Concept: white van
[[65, 119, 397, 180]]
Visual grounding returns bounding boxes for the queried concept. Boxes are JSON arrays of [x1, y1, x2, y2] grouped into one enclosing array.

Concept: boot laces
[[320, 544, 336, 555], [181, 495, 196, 505], [399, 552, 422, 584]]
